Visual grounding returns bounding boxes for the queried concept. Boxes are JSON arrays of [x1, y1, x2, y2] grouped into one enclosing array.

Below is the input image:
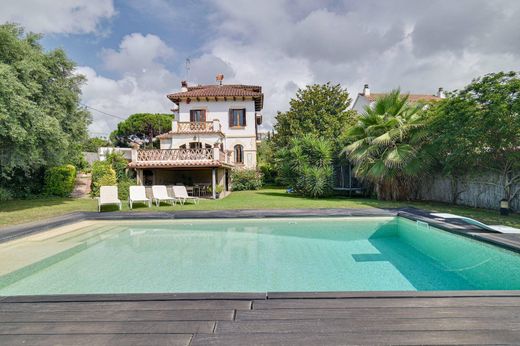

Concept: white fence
[[97, 147, 132, 161]]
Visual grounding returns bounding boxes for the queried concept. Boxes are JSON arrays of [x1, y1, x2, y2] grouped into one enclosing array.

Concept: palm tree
[[343, 90, 430, 200]]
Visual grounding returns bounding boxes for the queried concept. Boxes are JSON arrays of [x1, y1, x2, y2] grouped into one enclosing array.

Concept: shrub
[[91, 161, 114, 197], [93, 169, 117, 196], [117, 177, 135, 200], [276, 135, 334, 198], [44, 165, 77, 197], [231, 169, 263, 191], [0, 187, 13, 201], [106, 152, 128, 181]]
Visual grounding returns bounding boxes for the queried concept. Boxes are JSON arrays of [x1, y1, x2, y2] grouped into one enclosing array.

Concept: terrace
[[128, 147, 232, 169]]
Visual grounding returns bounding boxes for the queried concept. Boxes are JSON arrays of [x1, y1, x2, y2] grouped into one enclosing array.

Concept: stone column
[[136, 170, 144, 185], [212, 167, 217, 199]]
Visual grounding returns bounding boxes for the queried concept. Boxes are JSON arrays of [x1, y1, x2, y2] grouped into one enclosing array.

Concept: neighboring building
[[336, 84, 445, 194], [352, 84, 445, 113], [128, 75, 263, 198]]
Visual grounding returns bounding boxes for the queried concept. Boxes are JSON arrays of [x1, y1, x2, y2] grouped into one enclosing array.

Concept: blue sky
[[2, 0, 520, 136]]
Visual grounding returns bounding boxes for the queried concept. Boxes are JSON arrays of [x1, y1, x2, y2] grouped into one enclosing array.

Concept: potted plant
[[208, 184, 224, 199]]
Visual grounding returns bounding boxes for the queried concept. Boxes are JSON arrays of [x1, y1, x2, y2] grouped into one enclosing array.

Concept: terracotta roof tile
[[361, 93, 441, 103], [167, 84, 264, 111], [168, 85, 261, 99]]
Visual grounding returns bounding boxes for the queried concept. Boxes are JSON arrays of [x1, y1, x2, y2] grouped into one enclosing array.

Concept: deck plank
[[0, 334, 192, 346], [1, 292, 263, 302], [0, 300, 251, 312], [216, 318, 520, 334], [0, 309, 234, 322], [253, 296, 520, 309], [0, 321, 215, 335], [191, 330, 520, 346], [237, 306, 520, 320]]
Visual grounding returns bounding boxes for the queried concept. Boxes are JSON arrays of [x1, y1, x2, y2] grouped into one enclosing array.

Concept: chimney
[[181, 80, 188, 92], [363, 84, 370, 96], [437, 87, 445, 99], [216, 73, 224, 86]]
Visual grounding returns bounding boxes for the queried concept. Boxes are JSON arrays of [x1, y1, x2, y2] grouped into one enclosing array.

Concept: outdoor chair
[[151, 185, 176, 207], [128, 185, 151, 209], [98, 186, 122, 212], [172, 185, 200, 205]]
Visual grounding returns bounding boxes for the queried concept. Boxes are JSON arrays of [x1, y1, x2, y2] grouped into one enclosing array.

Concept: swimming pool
[[1, 216, 519, 295]]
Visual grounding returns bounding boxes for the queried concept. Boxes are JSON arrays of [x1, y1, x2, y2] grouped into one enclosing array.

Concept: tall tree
[[273, 83, 356, 151], [343, 90, 430, 200], [110, 113, 173, 147], [428, 71, 520, 206], [0, 24, 90, 196]]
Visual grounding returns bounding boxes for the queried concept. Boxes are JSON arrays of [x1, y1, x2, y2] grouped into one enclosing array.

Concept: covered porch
[[136, 167, 230, 199], [128, 148, 233, 199]]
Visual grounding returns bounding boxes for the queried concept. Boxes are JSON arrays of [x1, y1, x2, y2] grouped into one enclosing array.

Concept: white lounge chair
[[151, 185, 176, 207], [98, 186, 122, 212], [128, 185, 151, 209], [172, 185, 200, 205]]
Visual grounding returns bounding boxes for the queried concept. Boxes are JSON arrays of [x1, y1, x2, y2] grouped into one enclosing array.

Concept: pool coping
[[1, 207, 520, 254], [3, 289, 520, 303]]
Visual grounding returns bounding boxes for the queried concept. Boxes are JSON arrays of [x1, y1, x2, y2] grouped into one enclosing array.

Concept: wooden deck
[[2, 292, 520, 345]]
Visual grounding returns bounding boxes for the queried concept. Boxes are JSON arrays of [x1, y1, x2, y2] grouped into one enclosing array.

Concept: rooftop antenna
[[185, 58, 191, 81]]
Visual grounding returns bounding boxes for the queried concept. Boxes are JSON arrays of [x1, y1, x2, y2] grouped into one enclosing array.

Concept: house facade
[[128, 75, 263, 198]]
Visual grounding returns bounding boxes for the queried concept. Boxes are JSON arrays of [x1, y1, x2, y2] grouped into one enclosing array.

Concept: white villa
[[352, 84, 445, 113], [128, 75, 263, 198]]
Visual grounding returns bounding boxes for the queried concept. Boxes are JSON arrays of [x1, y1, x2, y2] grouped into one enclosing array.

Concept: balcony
[[156, 120, 223, 139], [177, 121, 217, 133], [174, 120, 221, 133], [128, 148, 232, 169]]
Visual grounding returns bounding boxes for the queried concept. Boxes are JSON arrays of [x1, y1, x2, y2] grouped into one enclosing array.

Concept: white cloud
[[0, 0, 115, 34], [78, 33, 178, 136], [72, 0, 520, 135], [101, 33, 174, 73], [196, 0, 520, 130], [78, 66, 175, 137]]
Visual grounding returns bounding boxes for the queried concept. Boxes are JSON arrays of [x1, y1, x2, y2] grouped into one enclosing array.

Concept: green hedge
[[231, 169, 263, 191], [106, 152, 128, 181], [91, 161, 115, 197], [44, 164, 77, 197], [117, 177, 135, 200]]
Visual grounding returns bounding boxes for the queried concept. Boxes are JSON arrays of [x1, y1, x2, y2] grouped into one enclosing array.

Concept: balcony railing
[[176, 121, 220, 133], [136, 148, 214, 162], [135, 148, 232, 165]]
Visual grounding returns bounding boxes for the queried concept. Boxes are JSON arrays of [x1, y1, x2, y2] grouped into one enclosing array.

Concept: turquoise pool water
[[1, 217, 520, 295]]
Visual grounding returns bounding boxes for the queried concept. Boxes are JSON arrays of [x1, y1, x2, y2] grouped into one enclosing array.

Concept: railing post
[[131, 144, 139, 162], [212, 145, 219, 160]]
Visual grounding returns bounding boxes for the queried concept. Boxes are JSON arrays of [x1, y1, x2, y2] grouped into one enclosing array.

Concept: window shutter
[[190, 110, 194, 122], [229, 109, 233, 127], [242, 109, 246, 126], [201, 109, 206, 122]]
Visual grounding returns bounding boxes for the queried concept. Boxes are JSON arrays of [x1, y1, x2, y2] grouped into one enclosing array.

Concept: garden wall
[[417, 173, 520, 211]]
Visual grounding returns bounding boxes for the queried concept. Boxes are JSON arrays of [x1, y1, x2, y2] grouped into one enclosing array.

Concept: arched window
[[234, 145, 244, 164]]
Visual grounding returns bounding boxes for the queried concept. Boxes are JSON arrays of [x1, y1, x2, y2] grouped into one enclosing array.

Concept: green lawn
[[1, 187, 519, 229]]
